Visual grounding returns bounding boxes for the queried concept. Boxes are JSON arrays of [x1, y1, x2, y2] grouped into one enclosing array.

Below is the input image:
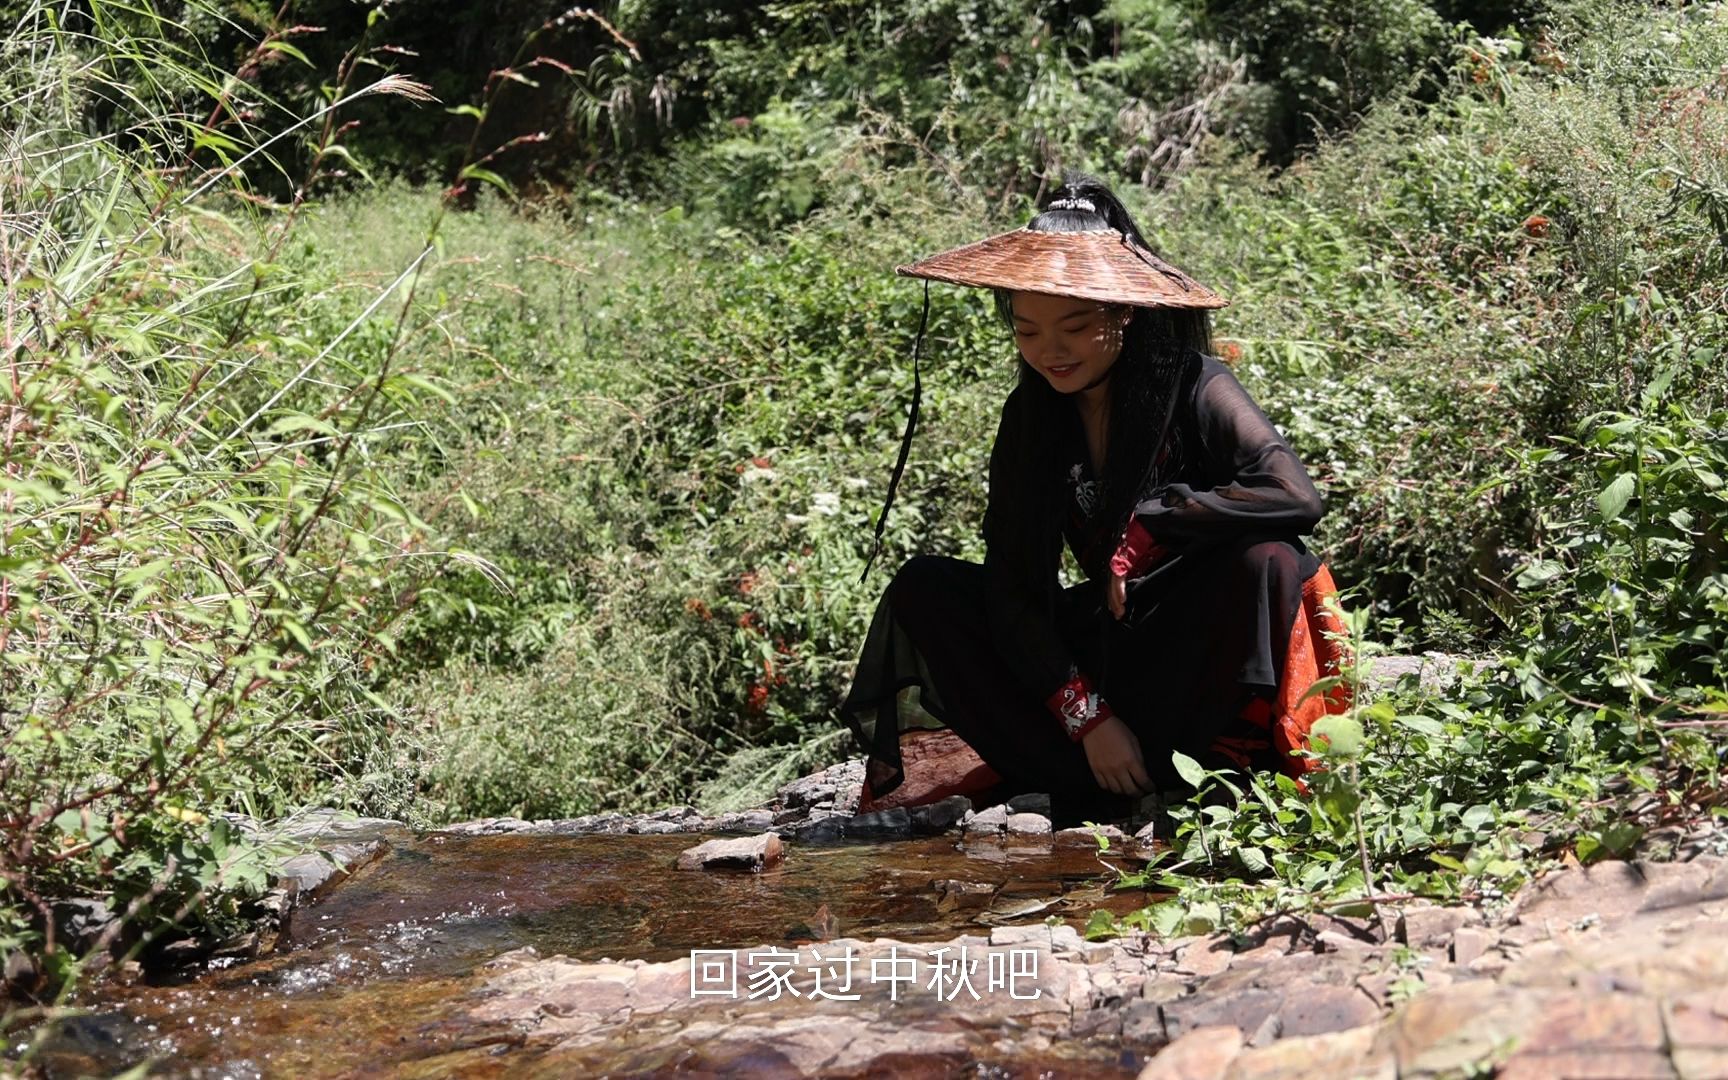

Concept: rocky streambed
[[17, 759, 1728, 1080]]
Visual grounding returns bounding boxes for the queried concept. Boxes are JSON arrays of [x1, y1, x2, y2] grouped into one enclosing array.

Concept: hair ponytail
[[1032, 173, 1156, 251]]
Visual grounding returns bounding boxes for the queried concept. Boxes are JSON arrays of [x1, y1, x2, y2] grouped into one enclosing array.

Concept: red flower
[[737, 611, 758, 630], [1523, 214, 1551, 239], [746, 684, 770, 713], [1218, 340, 1244, 363], [752, 456, 773, 468], [683, 597, 712, 620], [737, 571, 759, 596]]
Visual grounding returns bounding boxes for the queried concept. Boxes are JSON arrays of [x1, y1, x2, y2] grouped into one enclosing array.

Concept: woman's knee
[[1239, 539, 1304, 586], [886, 554, 979, 614]]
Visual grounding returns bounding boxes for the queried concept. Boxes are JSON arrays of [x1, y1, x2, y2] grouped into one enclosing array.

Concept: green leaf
[[1310, 715, 1364, 758], [1182, 901, 1221, 935], [1171, 750, 1207, 789], [1147, 901, 1185, 937], [459, 165, 514, 196], [260, 40, 313, 66], [1515, 559, 1567, 588], [1597, 472, 1637, 521]]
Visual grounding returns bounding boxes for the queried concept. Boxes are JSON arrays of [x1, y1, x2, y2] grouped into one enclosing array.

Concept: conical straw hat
[[896, 227, 1228, 310]]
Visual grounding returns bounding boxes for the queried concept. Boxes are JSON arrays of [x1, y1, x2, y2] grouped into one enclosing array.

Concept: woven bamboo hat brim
[[896, 226, 1228, 310]]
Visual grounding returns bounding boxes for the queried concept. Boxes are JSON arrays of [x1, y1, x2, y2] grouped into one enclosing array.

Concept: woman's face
[[1008, 292, 1133, 395]]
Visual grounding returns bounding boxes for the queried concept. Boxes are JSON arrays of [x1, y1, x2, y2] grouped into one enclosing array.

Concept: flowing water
[[18, 830, 1164, 1078]]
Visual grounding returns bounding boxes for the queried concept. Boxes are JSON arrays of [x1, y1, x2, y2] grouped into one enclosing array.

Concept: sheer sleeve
[[1132, 357, 1324, 544], [982, 386, 1115, 739]]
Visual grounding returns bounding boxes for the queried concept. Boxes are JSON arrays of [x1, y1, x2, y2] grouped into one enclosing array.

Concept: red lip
[[1047, 364, 1080, 378]]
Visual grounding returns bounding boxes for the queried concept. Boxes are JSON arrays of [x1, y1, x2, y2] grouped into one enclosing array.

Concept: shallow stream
[[25, 830, 1160, 1078]]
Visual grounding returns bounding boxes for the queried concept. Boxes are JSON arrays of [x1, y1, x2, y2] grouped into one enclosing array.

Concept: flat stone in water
[[675, 833, 783, 872]]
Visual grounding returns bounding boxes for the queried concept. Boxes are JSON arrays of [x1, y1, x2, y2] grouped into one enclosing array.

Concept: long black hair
[[993, 173, 1214, 569]]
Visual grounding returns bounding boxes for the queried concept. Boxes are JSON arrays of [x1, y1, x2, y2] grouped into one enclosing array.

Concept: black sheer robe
[[841, 351, 1326, 809]]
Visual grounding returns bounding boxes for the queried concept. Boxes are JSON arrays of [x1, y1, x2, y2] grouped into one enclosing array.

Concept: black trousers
[[841, 537, 1316, 822]]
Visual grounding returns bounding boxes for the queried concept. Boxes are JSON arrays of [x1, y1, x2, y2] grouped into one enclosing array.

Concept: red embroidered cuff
[[1047, 674, 1115, 742], [1109, 517, 1167, 579]]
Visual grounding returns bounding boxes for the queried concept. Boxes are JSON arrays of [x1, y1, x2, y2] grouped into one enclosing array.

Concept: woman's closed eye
[[1016, 317, 1094, 338]]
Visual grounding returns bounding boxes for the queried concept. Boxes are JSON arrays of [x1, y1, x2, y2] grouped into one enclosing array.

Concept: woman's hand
[[1107, 569, 1127, 620], [1081, 715, 1152, 795]]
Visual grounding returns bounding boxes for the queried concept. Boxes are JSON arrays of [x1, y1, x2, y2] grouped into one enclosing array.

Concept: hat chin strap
[[861, 280, 930, 582]]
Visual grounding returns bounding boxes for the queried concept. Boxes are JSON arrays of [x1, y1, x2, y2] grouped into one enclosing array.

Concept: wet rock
[[711, 809, 776, 833], [791, 817, 846, 844], [963, 804, 1010, 835], [1055, 823, 1129, 849], [909, 795, 972, 835], [539, 812, 629, 835], [278, 839, 387, 901], [979, 896, 1058, 925], [1008, 792, 1052, 816], [627, 821, 686, 835], [773, 760, 864, 811], [675, 833, 783, 872], [934, 880, 997, 913], [51, 898, 119, 955], [1123, 998, 1169, 1042], [1005, 812, 1053, 836], [439, 816, 532, 836], [479, 946, 542, 973], [4, 948, 39, 988], [842, 807, 911, 839], [273, 808, 405, 846], [1136, 1024, 1242, 1079]]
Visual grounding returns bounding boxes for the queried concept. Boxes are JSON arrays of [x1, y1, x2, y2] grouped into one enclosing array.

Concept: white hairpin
[[1048, 196, 1097, 213]]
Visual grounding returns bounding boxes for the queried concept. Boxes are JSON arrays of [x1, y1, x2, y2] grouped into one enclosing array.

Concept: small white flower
[[741, 465, 776, 484], [811, 492, 841, 516], [842, 476, 871, 490], [785, 513, 810, 525]]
